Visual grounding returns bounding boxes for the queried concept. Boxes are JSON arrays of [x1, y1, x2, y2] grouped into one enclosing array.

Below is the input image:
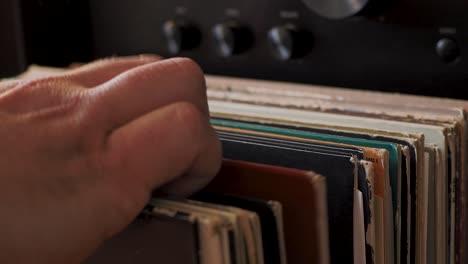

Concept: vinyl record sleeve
[[208, 103, 432, 264], [425, 146, 438, 264], [155, 199, 247, 264], [210, 110, 422, 264], [179, 198, 263, 264], [217, 129, 375, 263], [192, 193, 281, 264], [202, 160, 328, 264], [207, 75, 468, 264], [214, 124, 387, 264], [215, 127, 371, 264]]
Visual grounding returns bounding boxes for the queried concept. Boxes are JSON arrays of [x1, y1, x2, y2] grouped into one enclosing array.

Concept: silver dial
[[302, 0, 371, 19]]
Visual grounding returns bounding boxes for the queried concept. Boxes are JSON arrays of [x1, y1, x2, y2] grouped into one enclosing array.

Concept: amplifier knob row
[[162, 19, 313, 60]]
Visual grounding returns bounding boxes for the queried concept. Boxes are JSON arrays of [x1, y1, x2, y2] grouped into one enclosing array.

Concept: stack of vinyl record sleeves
[[87, 75, 468, 264]]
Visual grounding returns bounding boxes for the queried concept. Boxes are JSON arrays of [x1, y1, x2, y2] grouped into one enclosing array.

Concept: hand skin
[[0, 56, 222, 263]]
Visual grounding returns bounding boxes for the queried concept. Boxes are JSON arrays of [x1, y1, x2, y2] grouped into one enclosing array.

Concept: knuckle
[[18, 76, 61, 89], [0, 76, 87, 116], [168, 57, 206, 89], [10, 77, 78, 97], [85, 57, 125, 70], [170, 57, 204, 76], [10, 79, 45, 95], [173, 101, 205, 139]]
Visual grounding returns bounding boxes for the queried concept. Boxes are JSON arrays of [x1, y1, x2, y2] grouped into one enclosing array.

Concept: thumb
[[99, 101, 222, 227]]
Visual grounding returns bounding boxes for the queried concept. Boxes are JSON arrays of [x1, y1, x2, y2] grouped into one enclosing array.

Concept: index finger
[[86, 58, 209, 131]]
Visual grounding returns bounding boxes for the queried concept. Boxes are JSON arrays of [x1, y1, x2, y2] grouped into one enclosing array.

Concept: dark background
[[1, 0, 466, 99]]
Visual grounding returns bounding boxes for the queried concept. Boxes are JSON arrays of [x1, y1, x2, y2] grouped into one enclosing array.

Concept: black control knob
[[213, 21, 254, 57], [302, 0, 375, 19], [268, 25, 313, 61], [436, 38, 460, 63], [162, 20, 201, 55]]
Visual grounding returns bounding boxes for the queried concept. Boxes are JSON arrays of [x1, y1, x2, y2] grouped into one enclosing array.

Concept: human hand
[[0, 56, 222, 263]]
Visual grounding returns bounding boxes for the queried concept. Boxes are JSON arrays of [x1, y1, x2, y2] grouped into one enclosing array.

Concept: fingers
[[102, 101, 221, 201], [0, 55, 162, 113], [87, 57, 209, 130], [64, 55, 162, 87], [16, 55, 161, 87]]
